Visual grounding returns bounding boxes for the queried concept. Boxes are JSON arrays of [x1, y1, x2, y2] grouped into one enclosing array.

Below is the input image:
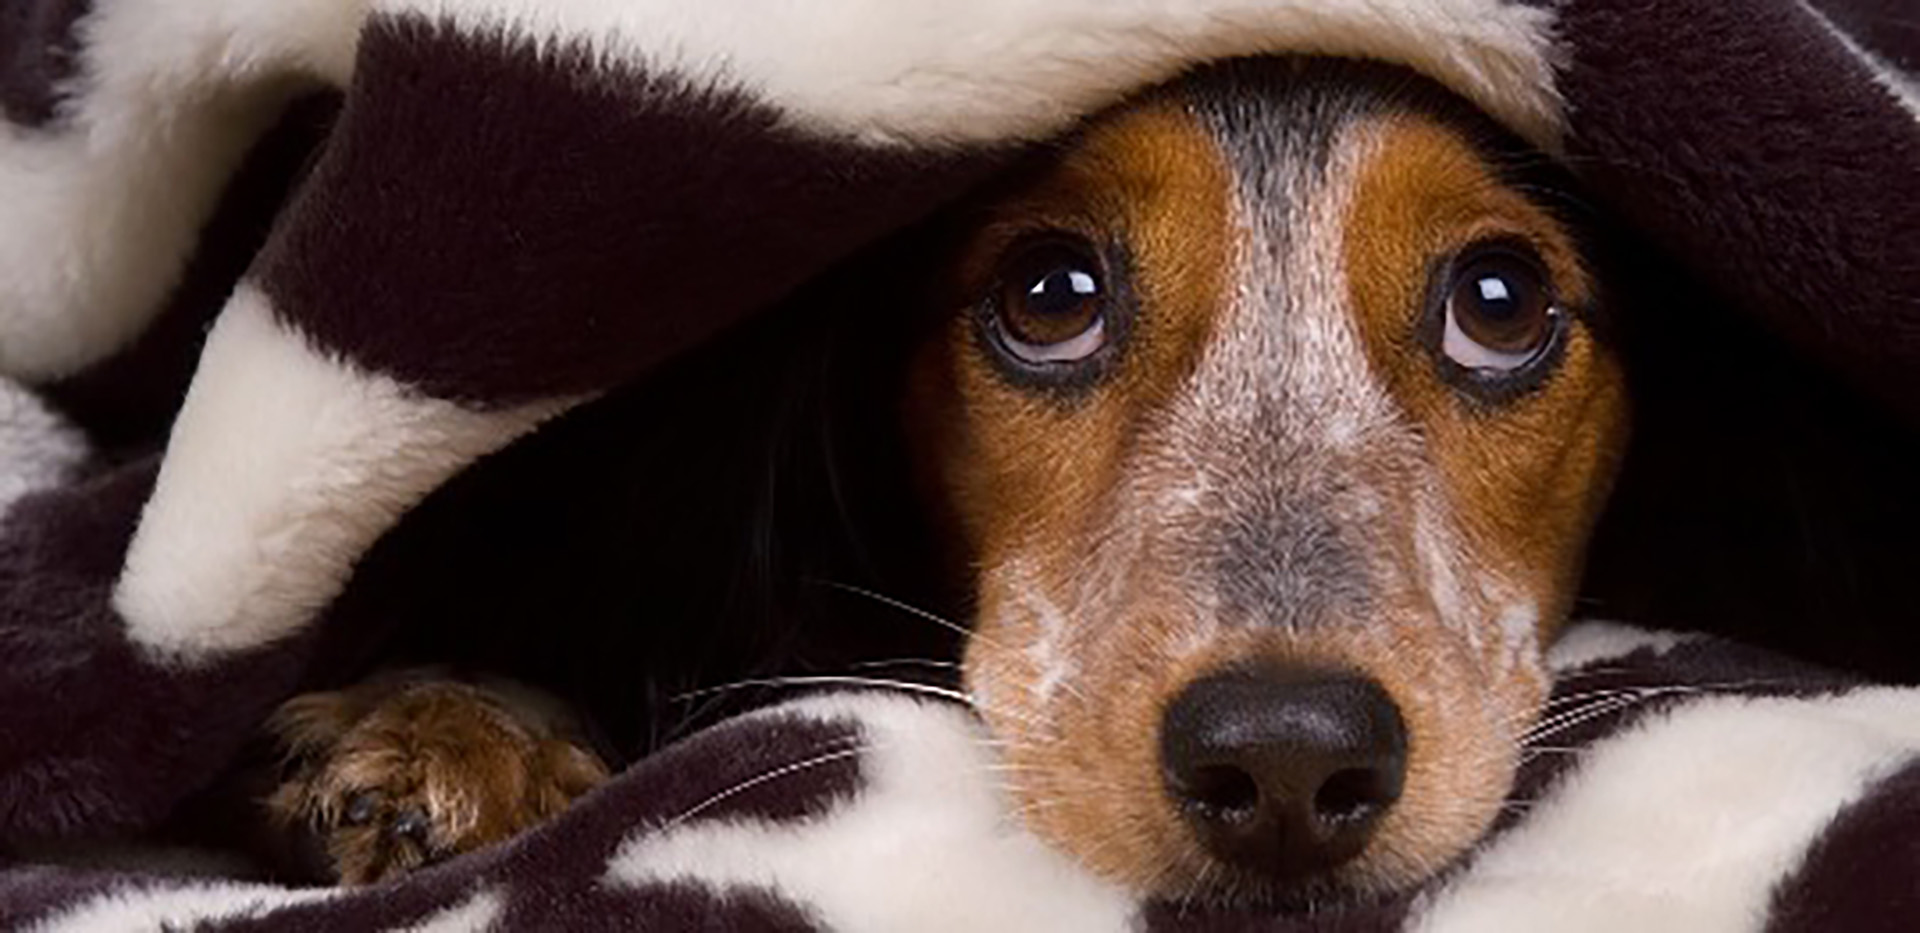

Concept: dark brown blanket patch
[[1765, 757, 1920, 933], [0, 0, 92, 126], [0, 463, 313, 844], [1809, 0, 1920, 73], [255, 13, 1013, 406], [44, 93, 342, 457], [1555, 0, 1920, 424]]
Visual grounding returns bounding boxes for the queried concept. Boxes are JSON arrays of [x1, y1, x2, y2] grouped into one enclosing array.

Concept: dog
[[262, 56, 1627, 903]]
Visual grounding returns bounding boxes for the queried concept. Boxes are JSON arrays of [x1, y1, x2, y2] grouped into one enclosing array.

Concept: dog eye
[[1441, 248, 1558, 372], [990, 238, 1109, 365]]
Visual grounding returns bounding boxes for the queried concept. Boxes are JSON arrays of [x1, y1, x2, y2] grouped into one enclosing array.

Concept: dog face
[[908, 58, 1628, 903]]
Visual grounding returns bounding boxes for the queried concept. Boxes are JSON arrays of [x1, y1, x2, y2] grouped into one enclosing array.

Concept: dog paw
[[265, 672, 610, 885]]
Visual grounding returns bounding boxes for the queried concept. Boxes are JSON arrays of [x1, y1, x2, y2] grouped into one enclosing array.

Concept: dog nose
[[1160, 667, 1407, 880]]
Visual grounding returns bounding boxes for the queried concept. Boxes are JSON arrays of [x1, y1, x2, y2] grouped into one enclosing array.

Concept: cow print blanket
[[6, 626, 1920, 931], [1, 0, 1917, 930]]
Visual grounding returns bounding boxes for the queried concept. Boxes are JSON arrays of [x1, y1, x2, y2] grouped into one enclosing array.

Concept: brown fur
[[908, 99, 1246, 892], [265, 672, 608, 885], [269, 61, 1628, 902], [912, 75, 1629, 900], [910, 97, 1234, 562], [1344, 115, 1625, 620]]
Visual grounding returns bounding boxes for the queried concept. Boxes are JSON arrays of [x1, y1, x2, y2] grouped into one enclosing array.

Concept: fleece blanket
[[3, 625, 1919, 932], [1, 0, 1917, 930]]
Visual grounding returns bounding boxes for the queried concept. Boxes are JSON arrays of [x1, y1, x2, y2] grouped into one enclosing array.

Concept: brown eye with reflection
[[1441, 247, 1559, 373], [990, 238, 1110, 365]]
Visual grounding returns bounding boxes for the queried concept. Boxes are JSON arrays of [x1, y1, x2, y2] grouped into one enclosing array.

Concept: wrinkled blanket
[[1, 0, 1917, 930], [7, 625, 1920, 931]]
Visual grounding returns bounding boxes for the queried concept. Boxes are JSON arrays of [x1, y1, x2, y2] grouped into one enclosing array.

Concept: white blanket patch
[[605, 696, 1136, 933], [0, 378, 87, 523]]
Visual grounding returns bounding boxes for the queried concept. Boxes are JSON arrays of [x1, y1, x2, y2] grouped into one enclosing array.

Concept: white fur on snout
[[1412, 499, 1476, 647], [1494, 602, 1541, 678], [968, 559, 1076, 715], [1014, 582, 1075, 706]]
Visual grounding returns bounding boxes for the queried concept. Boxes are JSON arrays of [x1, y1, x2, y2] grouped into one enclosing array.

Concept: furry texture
[[115, 287, 568, 660], [1414, 690, 1920, 931], [262, 671, 610, 886], [396, 0, 1565, 149], [7, 628, 1920, 931], [0, 376, 86, 522], [0, 0, 366, 381], [1552, 0, 1920, 424], [0, 0, 1915, 928]]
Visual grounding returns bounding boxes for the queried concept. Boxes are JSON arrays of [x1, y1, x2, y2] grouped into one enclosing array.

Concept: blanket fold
[[0, 0, 1916, 929]]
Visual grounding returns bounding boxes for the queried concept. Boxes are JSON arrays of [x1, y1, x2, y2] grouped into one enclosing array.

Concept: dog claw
[[389, 807, 431, 846]]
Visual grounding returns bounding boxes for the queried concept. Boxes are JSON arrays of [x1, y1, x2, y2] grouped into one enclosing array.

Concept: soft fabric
[[6, 624, 1920, 932], [0, 0, 1916, 929]]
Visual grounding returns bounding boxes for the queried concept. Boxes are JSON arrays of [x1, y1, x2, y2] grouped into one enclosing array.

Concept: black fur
[[323, 227, 966, 761]]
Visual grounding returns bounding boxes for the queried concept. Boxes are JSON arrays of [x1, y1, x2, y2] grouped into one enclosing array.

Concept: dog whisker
[[1549, 662, 1645, 681], [811, 580, 984, 649], [815, 579, 1101, 707], [1523, 695, 1642, 738], [1522, 678, 1794, 745], [1489, 683, 1647, 738], [659, 740, 871, 832], [1540, 685, 1645, 708], [670, 674, 969, 706], [1173, 858, 1217, 916], [1499, 690, 1639, 736], [1521, 695, 1650, 744], [845, 658, 963, 671], [665, 663, 1077, 744], [666, 673, 1040, 732]]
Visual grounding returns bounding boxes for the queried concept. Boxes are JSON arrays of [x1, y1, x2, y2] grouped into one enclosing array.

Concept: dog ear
[[529, 739, 611, 820], [267, 688, 372, 766]]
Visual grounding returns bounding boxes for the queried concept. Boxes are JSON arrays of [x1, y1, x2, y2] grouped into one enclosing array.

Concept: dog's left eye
[[989, 238, 1109, 365], [1441, 248, 1559, 373]]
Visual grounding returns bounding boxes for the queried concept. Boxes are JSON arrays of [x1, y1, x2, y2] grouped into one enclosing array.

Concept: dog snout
[[1159, 666, 1407, 880]]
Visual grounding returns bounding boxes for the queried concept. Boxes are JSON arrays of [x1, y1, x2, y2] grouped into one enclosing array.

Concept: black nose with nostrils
[[1160, 666, 1407, 880]]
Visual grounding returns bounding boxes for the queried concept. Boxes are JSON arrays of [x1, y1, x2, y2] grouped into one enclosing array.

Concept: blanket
[[6, 625, 1920, 931], [2, 0, 1917, 930]]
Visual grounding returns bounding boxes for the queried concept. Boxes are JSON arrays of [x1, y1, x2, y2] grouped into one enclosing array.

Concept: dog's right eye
[[989, 238, 1110, 365]]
